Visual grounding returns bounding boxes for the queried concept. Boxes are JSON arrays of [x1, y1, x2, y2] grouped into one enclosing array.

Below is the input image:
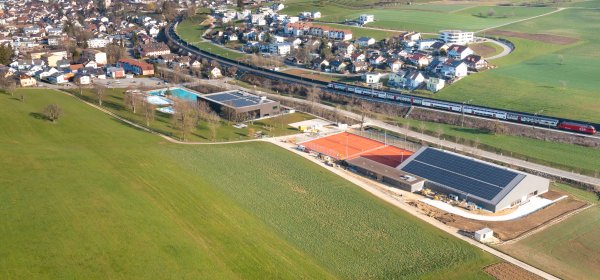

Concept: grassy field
[[176, 14, 246, 60], [283, 1, 555, 32], [501, 183, 600, 280], [0, 89, 498, 279], [378, 117, 600, 176], [317, 23, 400, 40], [438, 8, 600, 122], [69, 88, 312, 142]]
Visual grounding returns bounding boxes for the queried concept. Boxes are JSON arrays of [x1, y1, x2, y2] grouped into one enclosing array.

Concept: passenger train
[[328, 82, 597, 135]]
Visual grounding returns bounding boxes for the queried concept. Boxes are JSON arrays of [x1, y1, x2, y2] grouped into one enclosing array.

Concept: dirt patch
[[484, 262, 544, 280], [283, 69, 334, 83], [487, 30, 578, 45], [412, 189, 589, 241], [540, 189, 565, 200], [469, 43, 499, 57]]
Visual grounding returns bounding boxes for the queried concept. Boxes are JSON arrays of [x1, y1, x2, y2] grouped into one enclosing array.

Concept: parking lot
[[93, 77, 167, 88]]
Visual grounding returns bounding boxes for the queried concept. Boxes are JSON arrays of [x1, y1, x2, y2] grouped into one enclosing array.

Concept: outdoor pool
[[148, 87, 199, 102]]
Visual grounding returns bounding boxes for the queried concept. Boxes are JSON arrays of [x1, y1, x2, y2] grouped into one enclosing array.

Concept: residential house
[[117, 59, 154, 76], [106, 66, 125, 79], [209, 67, 222, 78], [46, 72, 68, 84], [427, 77, 445, 92], [441, 59, 468, 78], [406, 53, 430, 68], [364, 72, 383, 84], [87, 38, 110, 48], [312, 57, 329, 69], [389, 59, 404, 72], [269, 43, 291, 56], [356, 37, 375, 47], [138, 42, 170, 57], [82, 49, 107, 65], [464, 54, 488, 71], [19, 74, 36, 87], [447, 44, 474, 60], [329, 60, 347, 73], [74, 74, 91, 85], [352, 61, 368, 73], [358, 14, 374, 25]]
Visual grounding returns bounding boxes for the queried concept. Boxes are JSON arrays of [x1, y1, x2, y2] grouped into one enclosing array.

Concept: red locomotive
[[558, 122, 597, 135]]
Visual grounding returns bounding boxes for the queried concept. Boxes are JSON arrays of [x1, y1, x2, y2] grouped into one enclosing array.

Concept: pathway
[[479, 37, 512, 60], [476, 7, 567, 33]]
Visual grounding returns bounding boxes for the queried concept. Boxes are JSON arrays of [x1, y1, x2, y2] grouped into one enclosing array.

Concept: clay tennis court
[[300, 132, 413, 167]]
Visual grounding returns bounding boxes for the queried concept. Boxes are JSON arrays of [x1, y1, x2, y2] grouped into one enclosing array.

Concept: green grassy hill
[[0, 89, 496, 279]]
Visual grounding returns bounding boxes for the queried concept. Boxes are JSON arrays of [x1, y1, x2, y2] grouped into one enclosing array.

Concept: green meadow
[[0, 89, 497, 279]]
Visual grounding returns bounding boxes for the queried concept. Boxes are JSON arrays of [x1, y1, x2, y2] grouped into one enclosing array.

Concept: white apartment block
[[438, 30, 474, 45]]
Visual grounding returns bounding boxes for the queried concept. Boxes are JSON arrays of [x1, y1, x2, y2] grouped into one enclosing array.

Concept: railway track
[[165, 20, 600, 140]]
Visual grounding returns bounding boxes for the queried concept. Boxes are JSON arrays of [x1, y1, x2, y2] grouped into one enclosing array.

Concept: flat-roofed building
[[438, 30, 474, 45], [198, 90, 280, 119]]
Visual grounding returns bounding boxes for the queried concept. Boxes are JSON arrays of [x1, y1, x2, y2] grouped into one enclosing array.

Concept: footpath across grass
[[0, 88, 497, 279]]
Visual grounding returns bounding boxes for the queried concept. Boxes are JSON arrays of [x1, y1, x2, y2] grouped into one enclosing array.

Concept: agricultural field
[[500, 183, 600, 280], [283, 1, 555, 32], [437, 7, 600, 122], [0, 89, 497, 279], [68, 88, 312, 142]]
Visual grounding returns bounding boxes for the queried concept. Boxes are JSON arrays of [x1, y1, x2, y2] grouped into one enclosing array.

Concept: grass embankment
[[374, 117, 600, 176], [0, 89, 497, 279], [501, 183, 600, 280], [69, 88, 311, 142]]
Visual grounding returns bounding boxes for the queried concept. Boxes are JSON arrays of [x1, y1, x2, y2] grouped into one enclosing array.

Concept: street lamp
[[461, 99, 473, 127]]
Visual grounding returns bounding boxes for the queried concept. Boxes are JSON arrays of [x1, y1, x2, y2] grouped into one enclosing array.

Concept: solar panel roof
[[201, 91, 274, 108], [399, 148, 524, 201]]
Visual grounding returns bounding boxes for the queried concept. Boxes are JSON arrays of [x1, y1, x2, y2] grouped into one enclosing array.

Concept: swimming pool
[[147, 87, 199, 102]]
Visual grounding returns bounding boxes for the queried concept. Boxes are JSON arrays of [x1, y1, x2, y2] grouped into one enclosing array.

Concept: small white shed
[[474, 228, 494, 242]]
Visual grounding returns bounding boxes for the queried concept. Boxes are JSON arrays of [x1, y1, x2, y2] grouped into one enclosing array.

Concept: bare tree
[[558, 54, 564, 65], [402, 121, 410, 141], [141, 99, 156, 126], [419, 121, 426, 137], [172, 100, 199, 141], [206, 111, 221, 141], [75, 79, 84, 95], [42, 104, 64, 123], [434, 126, 444, 139], [1, 77, 16, 96], [93, 84, 106, 106], [359, 101, 373, 130], [124, 90, 142, 114], [307, 86, 321, 112]]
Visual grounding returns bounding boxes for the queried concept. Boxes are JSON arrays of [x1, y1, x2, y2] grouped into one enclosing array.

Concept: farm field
[[381, 117, 600, 176], [438, 7, 600, 122], [0, 89, 497, 279], [283, 1, 555, 32], [500, 183, 600, 280], [69, 88, 312, 142]]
